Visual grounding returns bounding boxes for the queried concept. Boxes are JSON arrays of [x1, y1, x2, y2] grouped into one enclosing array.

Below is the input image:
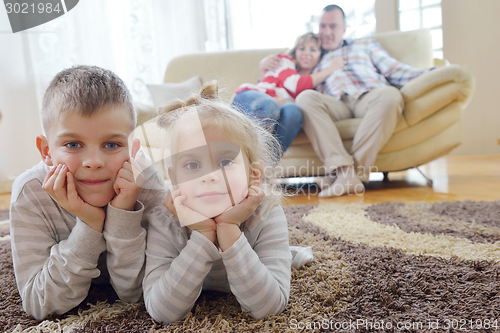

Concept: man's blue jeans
[[232, 90, 303, 158]]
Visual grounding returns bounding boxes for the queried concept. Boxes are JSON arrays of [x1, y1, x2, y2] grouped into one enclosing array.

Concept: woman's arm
[[309, 56, 344, 87], [259, 53, 281, 78]]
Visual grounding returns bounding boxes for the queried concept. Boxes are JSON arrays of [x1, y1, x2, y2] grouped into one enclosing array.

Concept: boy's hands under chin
[[215, 180, 264, 251], [111, 158, 145, 211], [43, 164, 105, 232], [169, 189, 217, 244]]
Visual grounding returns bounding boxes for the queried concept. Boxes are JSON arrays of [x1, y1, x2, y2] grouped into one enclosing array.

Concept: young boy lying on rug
[[142, 82, 297, 324], [9, 66, 167, 320]]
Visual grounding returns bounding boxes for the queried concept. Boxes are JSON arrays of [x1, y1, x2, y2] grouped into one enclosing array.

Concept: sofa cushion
[[147, 75, 203, 112], [371, 29, 433, 69], [164, 49, 285, 102]]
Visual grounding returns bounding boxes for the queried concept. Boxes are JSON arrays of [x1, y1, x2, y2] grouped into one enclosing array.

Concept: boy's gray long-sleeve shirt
[[9, 151, 167, 320]]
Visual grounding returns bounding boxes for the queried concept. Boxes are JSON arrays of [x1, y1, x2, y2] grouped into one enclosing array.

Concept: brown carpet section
[[430, 200, 500, 228], [365, 202, 500, 244], [290, 205, 500, 332], [331, 239, 500, 332]]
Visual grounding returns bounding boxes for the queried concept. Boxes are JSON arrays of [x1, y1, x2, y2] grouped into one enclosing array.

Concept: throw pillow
[[147, 76, 203, 112]]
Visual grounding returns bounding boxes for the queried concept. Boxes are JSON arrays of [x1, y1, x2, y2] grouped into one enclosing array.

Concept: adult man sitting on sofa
[[261, 4, 433, 197]]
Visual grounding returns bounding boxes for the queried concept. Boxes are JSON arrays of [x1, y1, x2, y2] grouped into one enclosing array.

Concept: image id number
[[5, 2, 62, 14], [442, 319, 499, 330]]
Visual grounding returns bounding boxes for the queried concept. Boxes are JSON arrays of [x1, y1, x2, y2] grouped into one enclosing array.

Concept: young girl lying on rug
[[142, 82, 294, 324]]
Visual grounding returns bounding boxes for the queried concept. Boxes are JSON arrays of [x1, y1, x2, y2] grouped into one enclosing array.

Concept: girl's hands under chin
[[171, 188, 217, 244], [214, 180, 264, 227], [214, 180, 264, 252]]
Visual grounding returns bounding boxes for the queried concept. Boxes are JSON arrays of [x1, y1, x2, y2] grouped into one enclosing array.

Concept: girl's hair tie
[[157, 81, 219, 127]]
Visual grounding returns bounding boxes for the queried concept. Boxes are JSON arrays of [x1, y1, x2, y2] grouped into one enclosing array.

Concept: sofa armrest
[[400, 65, 475, 126], [434, 58, 450, 66]]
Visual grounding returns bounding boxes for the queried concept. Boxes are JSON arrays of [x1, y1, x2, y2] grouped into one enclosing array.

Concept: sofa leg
[[415, 167, 433, 187], [382, 172, 389, 182]]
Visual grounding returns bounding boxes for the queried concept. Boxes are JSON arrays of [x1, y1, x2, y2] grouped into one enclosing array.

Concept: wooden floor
[[1, 155, 499, 211], [283, 155, 500, 206]]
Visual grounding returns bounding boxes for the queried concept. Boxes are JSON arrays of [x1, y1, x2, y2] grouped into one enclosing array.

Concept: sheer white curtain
[[0, 0, 215, 183], [203, 0, 228, 51], [24, 0, 208, 106]]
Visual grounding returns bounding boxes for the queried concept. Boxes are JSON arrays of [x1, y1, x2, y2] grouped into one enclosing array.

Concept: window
[[398, 0, 442, 58], [225, 0, 375, 50]]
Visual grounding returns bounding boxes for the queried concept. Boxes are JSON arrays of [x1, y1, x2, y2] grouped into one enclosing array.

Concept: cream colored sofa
[[135, 28, 475, 180]]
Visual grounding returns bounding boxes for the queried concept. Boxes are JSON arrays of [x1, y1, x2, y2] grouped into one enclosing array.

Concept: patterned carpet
[[1, 201, 499, 332]]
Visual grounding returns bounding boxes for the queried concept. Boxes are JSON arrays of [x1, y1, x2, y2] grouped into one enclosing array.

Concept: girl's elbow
[[144, 297, 188, 325], [250, 293, 289, 320]]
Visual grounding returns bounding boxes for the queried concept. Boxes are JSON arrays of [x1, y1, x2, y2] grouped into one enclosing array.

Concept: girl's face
[[171, 127, 251, 220], [295, 38, 322, 74]]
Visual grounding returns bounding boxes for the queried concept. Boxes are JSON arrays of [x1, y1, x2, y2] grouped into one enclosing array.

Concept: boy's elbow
[[26, 306, 48, 321], [23, 298, 59, 320], [21, 287, 54, 320], [22, 283, 89, 320]]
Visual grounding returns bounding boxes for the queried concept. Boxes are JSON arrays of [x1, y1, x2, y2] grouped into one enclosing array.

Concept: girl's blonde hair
[[157, 81, 284, 211], [288, 32, 322, 71]]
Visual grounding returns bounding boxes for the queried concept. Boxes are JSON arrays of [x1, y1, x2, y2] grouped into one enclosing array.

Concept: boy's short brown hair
[[41, 65, 136, 134]]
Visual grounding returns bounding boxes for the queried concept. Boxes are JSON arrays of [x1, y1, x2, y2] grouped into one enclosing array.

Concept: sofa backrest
[[164, 28, 433, 102], [369, 28, 433, 69], [164, 48, 285, 101]]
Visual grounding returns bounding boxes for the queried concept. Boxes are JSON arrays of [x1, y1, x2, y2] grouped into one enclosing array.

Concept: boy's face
[[171, 127, 250, 219], [39, 107, 133, 207]]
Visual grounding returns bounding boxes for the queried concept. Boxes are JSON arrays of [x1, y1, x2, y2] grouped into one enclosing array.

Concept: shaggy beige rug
[[1, 201, 499, 332]]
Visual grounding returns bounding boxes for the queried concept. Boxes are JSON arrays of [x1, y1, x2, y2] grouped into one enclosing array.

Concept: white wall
[[0, 9, 43, 191], [375, 0, 398, 33], [441, 0, 500, 155]]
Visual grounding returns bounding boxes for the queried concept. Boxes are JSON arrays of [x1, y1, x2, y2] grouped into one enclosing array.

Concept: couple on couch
[[232, 4, 433, 198]]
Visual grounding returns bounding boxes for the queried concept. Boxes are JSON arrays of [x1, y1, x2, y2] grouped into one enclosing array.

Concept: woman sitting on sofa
[[232, 32, 343, 158]]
